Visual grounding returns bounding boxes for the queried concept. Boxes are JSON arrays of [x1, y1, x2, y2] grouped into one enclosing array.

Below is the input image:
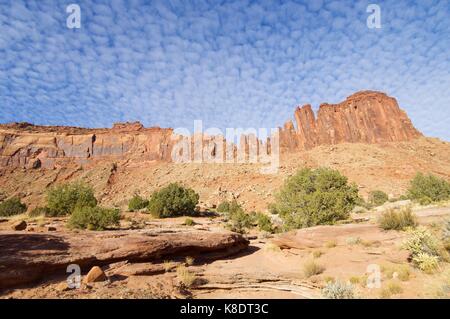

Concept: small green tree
[[273, 168, 359, 229], [0, 197, 27, 217], [46, 182, 97, 216], [68, 206, 120, 230], [147, 183, 199, 218], [255, 212, 274, 233], [368, 190, 389, 206], [407, 173, 450, 203], [217, 200, 231, 213], [128, 194, 149, 212]]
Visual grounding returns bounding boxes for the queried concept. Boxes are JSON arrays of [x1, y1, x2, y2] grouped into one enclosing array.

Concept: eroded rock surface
[[0, 229, 249, 289]]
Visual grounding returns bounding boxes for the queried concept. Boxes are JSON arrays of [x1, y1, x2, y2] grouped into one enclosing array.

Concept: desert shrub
[[128, 194, 149, 212], [346, 237, 362, 245], [0, 197, 27, 217], [254, 212, 274, 233], [46, 182, 97, 216], [68, 206, 120, 230], [184, 218, 195, 226], [322, 281, 355, 299], [29, 206, 50, 217], [227, 209, 253, 234], [325, 240, 337, 248], [302, 259, 325, 278], [273, 168, 359, 229], [0, 190, 6, 202], [378, 207, 417, 231], [217, 200, 230, 213], [407, 173, 450, 203], [147, 183, 199, 218], [402, 227, 444, 272], [368, 190, 389, 206], [412, 253, 439, 273]]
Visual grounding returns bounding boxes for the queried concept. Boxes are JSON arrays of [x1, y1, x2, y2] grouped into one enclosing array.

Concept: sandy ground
[[1, 204, 449, 299]]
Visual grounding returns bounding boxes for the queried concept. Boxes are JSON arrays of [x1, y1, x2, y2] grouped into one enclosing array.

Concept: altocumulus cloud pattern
[[0, 0, 449, 140]]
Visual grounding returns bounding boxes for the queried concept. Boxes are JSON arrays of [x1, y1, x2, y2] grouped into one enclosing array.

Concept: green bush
[[369, 190, 389, 206], [128, 194, 149, 212], [0, 197, 27, 217], [255, 212, 274, 233], [46, 182, 97, 216], [147, 183, 199, 218], [273, 168, 359, 229], [378, 207, 417, 231], [29, 206, 50, 217], [227, 209, 253, 234], [407, 173, 450, 203], [184, 218, 195, 226], [68, 206, 120, 230], [217, 200, 230, 213]]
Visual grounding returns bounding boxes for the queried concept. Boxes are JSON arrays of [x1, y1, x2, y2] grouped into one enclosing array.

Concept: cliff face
[[0, 91, 422, 169], [280, 91, 421, 150]]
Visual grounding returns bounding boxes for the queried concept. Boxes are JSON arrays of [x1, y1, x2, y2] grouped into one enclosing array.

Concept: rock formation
[[0, 229, 249, 289], [279, 91, 421, 150], [0, 91, 422, 169]]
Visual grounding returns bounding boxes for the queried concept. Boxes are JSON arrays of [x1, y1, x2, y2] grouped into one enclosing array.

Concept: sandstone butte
[[0, 91, 422, 170]]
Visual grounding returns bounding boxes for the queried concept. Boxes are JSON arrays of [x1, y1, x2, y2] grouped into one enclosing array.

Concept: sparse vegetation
[[412, 253, 440, 273], [378, 206, 417, 231], [402, 227, 444, 272], [322, 281, 355, 299], [28, 206, 50, 217], [368, 190, 389, 206], [46, 182, 97, 216], [163, 260, 172, 272], [407, 173, 450, 203], [273, 168, 359, 229], [346, 237, 362, 245], [312, 250, 323, 258], [184, 217, 195, 226], [176, 265, 195, 287], [380, 281, 403, 298], [302, 259, 325, 278], [254, 212, 274, 233], [68, 206, 120, 230], [185, 256, 195, 266], [325, 240, 337, 248], [382, 264, 411, 281], [0, 197, 27, 217], [217, 200, 231, 213], [147, 183, 199, 218], [128, 194, 149, 212], [226, 209, 253, 234]]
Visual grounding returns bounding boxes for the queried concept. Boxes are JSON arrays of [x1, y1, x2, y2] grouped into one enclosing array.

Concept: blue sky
[[0, 0, 449, 140]]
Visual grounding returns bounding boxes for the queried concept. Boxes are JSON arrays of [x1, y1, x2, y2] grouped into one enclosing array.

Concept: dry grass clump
[[382, 264, 411, 281], [380, 281, 403, 299], [324, 240, 337, 248], [185, 256, 195, 266], [378, 207, 417, 231], [311, 250, 323, 258], [176, 265, 195, 287], [163, 260, 172, 272], [322, 281, 355, 299], [302, 259, 325, 278]]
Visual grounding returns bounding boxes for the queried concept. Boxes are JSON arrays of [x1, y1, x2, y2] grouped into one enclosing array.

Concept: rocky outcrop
[[0, 91, 422, 169], [0, 229, 249, 289], [280, 91, 421, 150]]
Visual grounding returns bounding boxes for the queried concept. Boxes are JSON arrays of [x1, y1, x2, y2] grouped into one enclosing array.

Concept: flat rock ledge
[[0, 229, 249, 289]]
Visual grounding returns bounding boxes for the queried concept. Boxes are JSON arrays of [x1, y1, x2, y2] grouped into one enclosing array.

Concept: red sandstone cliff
[[280, 91, 421, 150], [0, 91, 422, 169]]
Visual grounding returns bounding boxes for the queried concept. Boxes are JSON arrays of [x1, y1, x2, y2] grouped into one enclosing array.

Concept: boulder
[[85, 266, 107, 283], [11, 220, 27, 231]]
